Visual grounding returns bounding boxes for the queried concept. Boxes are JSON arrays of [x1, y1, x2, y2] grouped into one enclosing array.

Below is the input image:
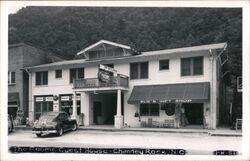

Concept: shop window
[[35, 99, 53, 120], [36, 71, 48, 85], [140, 103, 159, 116], [181, 56, 203, 76], [130, 62, 148, 80], [159, 59, 169, 70], [161, 103, 175, 116], [8, 72, 16, 85], [60, 94, 81, 115], [70, 68, 84, 83], [55, 70, 62, 79]]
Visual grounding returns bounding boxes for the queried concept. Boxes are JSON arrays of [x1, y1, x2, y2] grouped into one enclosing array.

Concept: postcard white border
[[1, 1, 249, 161]]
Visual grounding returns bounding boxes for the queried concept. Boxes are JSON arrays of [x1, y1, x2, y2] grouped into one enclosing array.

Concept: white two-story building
[[25, 40, 228, 129]]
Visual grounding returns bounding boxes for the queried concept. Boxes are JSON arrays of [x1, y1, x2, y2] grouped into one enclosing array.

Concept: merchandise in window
[[139, 103, 159, 116]]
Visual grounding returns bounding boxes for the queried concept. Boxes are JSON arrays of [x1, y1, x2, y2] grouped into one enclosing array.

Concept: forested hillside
[[8, 7, 242, 78]]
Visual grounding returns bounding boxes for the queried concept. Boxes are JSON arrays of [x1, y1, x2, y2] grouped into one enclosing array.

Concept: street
[[8, 129, 242, 155]]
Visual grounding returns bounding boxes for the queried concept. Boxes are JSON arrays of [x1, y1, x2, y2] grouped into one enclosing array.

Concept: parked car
[[32, 111, 77, 137], [8, 114, 14, 133]]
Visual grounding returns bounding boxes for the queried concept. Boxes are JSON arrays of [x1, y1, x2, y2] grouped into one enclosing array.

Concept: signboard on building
[[45, 97, 53, 102], [99, 64, 117, 73], [98, 64, 117, 83], [35, 97, 44, 102]]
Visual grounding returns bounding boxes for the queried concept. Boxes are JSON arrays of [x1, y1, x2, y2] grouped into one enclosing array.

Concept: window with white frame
[[159, 59, 169, 70], [130, 62, 148, 80], [181, 56, 203, 76], [36, 71, 48, 85], [140, 103, 159, 116], [69, 68, 84, 83], [55, 70, 62, 79], [8, 72, 16, 85]]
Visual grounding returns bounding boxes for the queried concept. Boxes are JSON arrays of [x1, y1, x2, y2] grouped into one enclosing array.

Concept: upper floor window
[[130, 62, 148, 80], [36, 71, 48, 85], [55, 70, 62, 79], [88, 48, 124, 60], [8, 72, 15, 85], [159, 59, 169, 70], [181, 56, 203, 76], [70, 68, 84, 83]]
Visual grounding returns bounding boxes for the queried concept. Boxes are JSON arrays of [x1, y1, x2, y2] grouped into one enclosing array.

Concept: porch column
[[115, 89, 123, 129], [72, 92, 77, 119], [81, 92, 90, 126]]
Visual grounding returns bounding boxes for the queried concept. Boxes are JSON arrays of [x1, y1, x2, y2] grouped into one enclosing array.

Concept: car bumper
[[32, 129, 57, 134]]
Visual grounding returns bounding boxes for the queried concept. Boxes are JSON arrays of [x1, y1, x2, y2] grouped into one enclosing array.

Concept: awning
[[8, 92, 19, 103], [128, 82, 210, 104]]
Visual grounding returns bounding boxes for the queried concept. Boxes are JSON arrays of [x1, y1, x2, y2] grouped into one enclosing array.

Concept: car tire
[[72, 124, 77, 131], [57, 127, 63, 136], [36, 134, 42, 137]]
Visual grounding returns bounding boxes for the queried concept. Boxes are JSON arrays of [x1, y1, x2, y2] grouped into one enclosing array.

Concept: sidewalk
[[14, 125, 242, 137]]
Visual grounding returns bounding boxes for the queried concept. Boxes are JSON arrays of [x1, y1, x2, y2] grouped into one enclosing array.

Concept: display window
[[60, 94, 81, 116]]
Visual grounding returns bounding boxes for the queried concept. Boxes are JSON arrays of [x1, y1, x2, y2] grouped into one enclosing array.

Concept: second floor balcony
[[73, 75, 129, 90]]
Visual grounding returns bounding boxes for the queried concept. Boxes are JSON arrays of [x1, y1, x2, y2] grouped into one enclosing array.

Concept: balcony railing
[[73, 75, 129, 89]]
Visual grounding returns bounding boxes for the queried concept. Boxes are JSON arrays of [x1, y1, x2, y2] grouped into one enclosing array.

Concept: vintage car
[[32, 111, 77, 137], [8, 114, 14, 133]]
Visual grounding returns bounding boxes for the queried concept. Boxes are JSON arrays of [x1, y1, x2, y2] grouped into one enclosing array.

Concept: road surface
[[8, 129, 241, 155]]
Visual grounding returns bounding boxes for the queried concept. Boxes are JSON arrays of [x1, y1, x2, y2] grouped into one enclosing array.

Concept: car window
[[58, 113, 68, 120]]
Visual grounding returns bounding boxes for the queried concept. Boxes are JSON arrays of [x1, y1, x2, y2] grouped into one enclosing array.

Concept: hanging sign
[[99, 64, 117, 73], [98, 70, 111, 83]]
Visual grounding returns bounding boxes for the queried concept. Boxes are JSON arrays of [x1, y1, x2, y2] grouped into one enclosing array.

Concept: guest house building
[[25, 40, 229, 129]]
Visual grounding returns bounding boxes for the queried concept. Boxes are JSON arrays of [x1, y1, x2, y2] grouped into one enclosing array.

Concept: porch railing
[[73, 75, 129, 89]]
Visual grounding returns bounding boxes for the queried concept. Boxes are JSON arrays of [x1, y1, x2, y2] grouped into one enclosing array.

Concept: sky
[[8, 6, 25, 14]]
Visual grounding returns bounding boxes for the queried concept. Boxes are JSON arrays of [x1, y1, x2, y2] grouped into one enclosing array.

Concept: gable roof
[[76, 40, 133, 56]]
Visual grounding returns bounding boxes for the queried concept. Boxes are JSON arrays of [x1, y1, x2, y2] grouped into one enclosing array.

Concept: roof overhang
[[26, 42, 227, 72]]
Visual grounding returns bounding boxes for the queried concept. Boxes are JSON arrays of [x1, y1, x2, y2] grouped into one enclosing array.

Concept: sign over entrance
[[99, 64, 117, 73], [98, 64, 117, 83]]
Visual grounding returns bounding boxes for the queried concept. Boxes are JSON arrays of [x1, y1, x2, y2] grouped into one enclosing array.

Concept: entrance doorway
[[93, 92, 123, 125], [183, 103, 203, 125]]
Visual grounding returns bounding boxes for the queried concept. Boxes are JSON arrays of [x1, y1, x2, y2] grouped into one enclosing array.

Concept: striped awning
[[128, 82, 210, 104]]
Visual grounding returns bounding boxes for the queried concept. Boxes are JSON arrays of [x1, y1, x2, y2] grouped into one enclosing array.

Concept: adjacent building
[[8, 43, 65, 124], [25, 40, 229, 129]]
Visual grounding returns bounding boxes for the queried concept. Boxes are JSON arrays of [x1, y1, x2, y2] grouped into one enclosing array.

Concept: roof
[[77, 40, 132, 56], [142, 42, 227, 56], [26, 42, 227, 72], [9, 42, 68, 60]]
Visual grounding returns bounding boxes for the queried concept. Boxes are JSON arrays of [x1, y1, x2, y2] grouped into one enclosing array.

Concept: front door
[[184, 103, 203, 125], [93, 102, 102, 125]]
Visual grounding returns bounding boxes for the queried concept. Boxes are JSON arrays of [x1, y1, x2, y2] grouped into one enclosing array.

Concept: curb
[[13, 126, 242, 137]]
